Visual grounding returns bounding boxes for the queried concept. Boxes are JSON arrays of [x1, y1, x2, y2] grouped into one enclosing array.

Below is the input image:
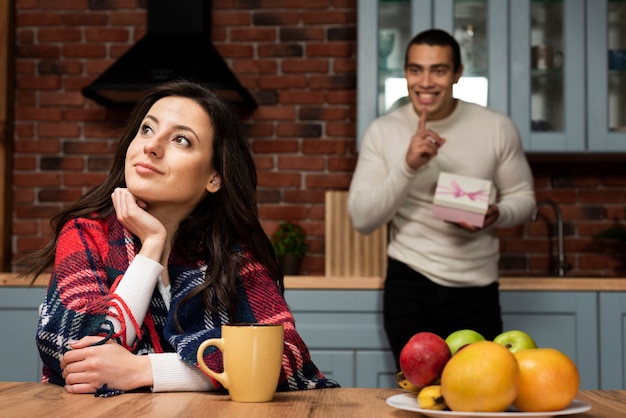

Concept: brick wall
[[11, 0, 626, 277]]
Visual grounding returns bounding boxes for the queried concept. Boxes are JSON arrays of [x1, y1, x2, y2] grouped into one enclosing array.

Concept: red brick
[[109, 11, 146, 26], [85, 28, 131, 42], [252, 140, 298, 154], [282, 190, 326, 203], [302, 11, 355, 25], [306, 174, 352, 189], [258, 75, 308, 89], [302, 139, 347, 154], [17, 45, 63, 58], [212, 11, 251, 26], [279, 91, 325, 105], [63, 172, 107, 186], [14, 157, 37, 170], [63, 44, 107, 58], [327, 156, 356, 171], [16, 75, 61, 90], [278, 156, 325, 171], [38, 28, 82, 42], [230, 28, 277, 42], [257, 172, 301, 187], [39, 0, 89, 10], [282, 59, 329, 73], [15, 107, 63, 121], [307, 42, 354, 57], [326, 122, 355, 137], [17, 12, 62, 26], [14, 173, 61, 187], [232, 60, 278, 74], [37, 123, 81, 138], [40, 92, 86, 107], [327, 89, 356, 104], [253, 156, 274, 170], [253, 106, 297, 120], [61, 12, 109, 25], [258, 206, 309, 221], [63, 141, 114, 154], [216, 44, 254, 59], [14, 140, 61, 153]]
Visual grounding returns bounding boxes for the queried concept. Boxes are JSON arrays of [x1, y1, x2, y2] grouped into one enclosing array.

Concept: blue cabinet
[[599, 292, 626, 389], [287, 289, 604, 389], [500, 291, 599, 390], [0, 285, 622, 390], [0, 287, 44, 382]]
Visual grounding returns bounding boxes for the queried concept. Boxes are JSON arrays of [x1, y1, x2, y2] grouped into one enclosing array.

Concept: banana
[[395, 371, 421, 392], [417, 385, 448, 410]]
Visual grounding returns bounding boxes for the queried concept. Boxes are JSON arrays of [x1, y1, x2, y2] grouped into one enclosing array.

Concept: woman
[[23, 80, 338, 393]]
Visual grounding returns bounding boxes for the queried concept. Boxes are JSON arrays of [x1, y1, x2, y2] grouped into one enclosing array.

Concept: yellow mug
[[197, 323, 284, 402]]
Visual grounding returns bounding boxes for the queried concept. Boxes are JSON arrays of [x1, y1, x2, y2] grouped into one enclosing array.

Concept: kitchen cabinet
[[0, 285, 620, 390], [357, 0, 626, 153], [599, 292, 626, 389], [0, 287, 44, 382], [286, 289, 601, 389]]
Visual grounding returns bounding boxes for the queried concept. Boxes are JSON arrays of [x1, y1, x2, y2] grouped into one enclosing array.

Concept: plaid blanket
[[36, 214, 338, 391]]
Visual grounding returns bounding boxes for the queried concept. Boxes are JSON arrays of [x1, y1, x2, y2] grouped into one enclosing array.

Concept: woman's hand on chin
[[111, 187, 166, 260]]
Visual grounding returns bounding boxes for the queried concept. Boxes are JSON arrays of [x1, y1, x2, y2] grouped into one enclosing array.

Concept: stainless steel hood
[[82, 0, 257, 116]]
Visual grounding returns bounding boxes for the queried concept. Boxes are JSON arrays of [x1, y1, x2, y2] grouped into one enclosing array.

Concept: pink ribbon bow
[[437, 179, 489, 202]]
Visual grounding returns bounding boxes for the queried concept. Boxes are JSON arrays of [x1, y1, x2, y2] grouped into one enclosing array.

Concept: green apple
[[445, 329, 486, 355], [493, 329, 537, 353]]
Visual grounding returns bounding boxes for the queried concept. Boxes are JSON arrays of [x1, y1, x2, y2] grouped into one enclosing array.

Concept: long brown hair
[[21, 80, 283, 322]]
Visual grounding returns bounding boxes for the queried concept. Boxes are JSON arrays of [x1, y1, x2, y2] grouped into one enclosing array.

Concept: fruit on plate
[[445, 329, 485, 355], [493, 329, 537, 353], [441, 340, 519, 412], [395, 371, 421, 392], [513, 348, 580, 412], [417, 385, 447, 410], [399, 332, 451, 388]]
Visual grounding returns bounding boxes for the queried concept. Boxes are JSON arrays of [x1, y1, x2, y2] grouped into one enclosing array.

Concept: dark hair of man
[[404, 28, 462, 73], [21, 80, 283, 325]]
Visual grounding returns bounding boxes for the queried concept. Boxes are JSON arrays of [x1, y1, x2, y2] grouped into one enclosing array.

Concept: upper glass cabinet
[[357, 0, 626, 153], [510, 0, 585, 152], [587, 0, 626, 151]]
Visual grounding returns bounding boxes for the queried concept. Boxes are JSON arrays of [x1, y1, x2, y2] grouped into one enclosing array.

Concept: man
[[348, 29, 535, 367]]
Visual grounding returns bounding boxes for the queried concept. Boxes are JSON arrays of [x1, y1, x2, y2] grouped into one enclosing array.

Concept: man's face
[[404, 43, 463, 121]]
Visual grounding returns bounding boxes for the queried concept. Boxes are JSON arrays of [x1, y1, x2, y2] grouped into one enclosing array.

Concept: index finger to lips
[[417, 107, 427, 132]]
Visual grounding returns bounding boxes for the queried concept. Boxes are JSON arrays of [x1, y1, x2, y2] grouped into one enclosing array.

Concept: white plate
[[386, 393, 591, 418]]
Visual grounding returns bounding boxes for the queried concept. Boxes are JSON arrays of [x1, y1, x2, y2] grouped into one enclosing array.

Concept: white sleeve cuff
[[108, 254, 164, 341], [149, 353, 216, 392]]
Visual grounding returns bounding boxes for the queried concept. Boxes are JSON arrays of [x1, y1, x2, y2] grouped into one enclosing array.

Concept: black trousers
[[383, 258, 503, 370]]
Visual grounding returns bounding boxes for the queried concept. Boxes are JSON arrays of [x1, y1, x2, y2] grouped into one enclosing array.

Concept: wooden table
[[0, 382, 623, 417]]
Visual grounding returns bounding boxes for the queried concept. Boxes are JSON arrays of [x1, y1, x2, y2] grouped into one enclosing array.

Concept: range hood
[[82, 0, 257, 116]]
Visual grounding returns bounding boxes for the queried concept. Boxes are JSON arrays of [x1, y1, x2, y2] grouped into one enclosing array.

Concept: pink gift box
[[432, 172, 495, 227]]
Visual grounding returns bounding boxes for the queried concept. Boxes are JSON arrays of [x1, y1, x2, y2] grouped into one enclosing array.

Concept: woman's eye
[[174, 135, 191, 147], [140, 124, 153, 135]]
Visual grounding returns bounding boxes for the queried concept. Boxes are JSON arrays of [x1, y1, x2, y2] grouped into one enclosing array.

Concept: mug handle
[[196, 338, 229, 389]]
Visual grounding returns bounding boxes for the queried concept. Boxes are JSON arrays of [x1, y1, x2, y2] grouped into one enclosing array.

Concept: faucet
[[531, 200, 567, 277]]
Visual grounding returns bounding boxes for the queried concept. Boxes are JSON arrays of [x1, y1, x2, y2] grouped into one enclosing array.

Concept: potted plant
[[270, 221, 308, 275]]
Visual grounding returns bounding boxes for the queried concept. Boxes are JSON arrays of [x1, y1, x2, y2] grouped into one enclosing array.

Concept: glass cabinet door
[[510, 0, 585, 152], [357, 0, 507, 149], [587, 0, 626, 151]]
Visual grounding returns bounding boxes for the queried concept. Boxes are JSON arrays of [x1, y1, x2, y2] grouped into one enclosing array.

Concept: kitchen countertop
[[2, 273, 626, 291]]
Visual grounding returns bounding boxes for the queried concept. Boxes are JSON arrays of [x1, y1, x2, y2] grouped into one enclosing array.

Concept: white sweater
[[348, 101, 535, 287]]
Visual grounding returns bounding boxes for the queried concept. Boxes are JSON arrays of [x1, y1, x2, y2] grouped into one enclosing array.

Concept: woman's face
[[124, 96, 221, 213]]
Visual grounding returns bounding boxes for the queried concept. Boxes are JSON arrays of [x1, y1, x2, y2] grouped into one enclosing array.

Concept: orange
[[513, 348, 580, 412], [441, 341, 519, 412]]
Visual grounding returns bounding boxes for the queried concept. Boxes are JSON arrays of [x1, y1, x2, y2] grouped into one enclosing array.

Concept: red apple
[[399, 332, 452, 388]]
